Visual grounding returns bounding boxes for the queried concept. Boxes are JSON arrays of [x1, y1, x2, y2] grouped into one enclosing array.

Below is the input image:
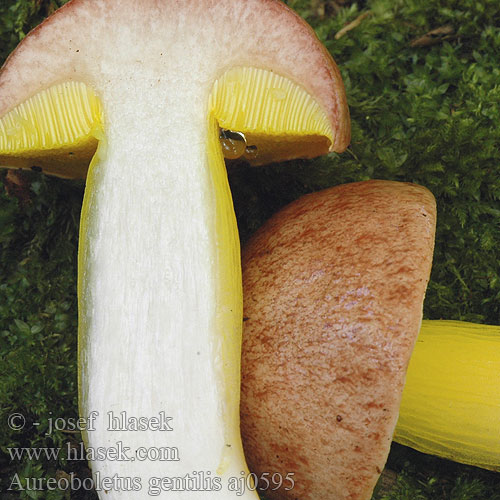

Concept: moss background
[[0, 0, 499, 499]]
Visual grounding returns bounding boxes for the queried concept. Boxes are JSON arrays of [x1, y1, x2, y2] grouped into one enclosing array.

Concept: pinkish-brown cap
[[241, 180, 436, 500]]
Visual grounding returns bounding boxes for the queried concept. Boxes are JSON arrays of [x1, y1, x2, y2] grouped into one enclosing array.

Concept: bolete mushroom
[[241, 180, 436, 500], [0, 0, 349, 497]]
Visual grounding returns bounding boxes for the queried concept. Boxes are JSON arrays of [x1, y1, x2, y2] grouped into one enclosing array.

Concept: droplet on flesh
[[219, 129, 247, 159], [245, 145, 258, 160]]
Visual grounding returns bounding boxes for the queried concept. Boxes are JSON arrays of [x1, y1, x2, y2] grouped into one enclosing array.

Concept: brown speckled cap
[[241, 180, 436, 500]]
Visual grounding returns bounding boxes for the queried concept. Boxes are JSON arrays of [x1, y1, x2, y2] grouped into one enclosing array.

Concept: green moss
[[1, 1, 499, 499]]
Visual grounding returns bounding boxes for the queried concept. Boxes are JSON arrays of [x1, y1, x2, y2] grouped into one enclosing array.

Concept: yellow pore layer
[[0, 66, 333, 177]]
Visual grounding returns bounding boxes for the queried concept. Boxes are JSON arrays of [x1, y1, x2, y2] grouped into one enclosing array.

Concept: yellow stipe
[[206, 115, 245, 474], [395, 320, 500, 471], [0, 82, 102, 177], [210, 67, 333, 165]]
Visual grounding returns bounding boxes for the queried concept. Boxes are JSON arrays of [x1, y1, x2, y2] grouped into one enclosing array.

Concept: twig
[[410, 25, 455, 47], [335, 11, 372, 40]]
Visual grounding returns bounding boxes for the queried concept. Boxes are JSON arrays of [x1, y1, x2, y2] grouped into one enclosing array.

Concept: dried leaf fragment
[[335, 11, 372, 40], [410, 25, 455, 47]]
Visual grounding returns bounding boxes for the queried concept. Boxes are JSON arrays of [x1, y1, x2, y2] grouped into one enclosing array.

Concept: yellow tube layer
[[210, 66, 334, 165], [0, 82, 103, 177], [1, 67, 333, 175], [0, 81, 102, 151], [211, 66, 332, 139], [395, 319, 500, 471]]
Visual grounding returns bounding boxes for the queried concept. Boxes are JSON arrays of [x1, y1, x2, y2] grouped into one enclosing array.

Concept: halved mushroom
[[0, 0, 349, 498], [241, 180, 436, 500]]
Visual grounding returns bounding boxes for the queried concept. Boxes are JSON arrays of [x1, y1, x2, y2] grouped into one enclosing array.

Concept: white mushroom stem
[[78, 94, 248, 496]]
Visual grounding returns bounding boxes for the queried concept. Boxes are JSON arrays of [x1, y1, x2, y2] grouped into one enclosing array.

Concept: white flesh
[[79, 84, 253, 498]]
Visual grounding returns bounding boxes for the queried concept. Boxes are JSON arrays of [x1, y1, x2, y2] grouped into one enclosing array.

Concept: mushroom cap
[[240, 180, 436, 500], [0, 0, 350, 177]]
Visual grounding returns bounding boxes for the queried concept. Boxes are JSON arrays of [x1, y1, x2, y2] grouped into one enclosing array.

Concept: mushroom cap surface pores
[[241, 180, 436, 500], [0, 1, 350, 499]]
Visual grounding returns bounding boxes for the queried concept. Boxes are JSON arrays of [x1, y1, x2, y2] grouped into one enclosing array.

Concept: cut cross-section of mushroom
[[241, 180, 436, 500], [0, 0, 350, 498]]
